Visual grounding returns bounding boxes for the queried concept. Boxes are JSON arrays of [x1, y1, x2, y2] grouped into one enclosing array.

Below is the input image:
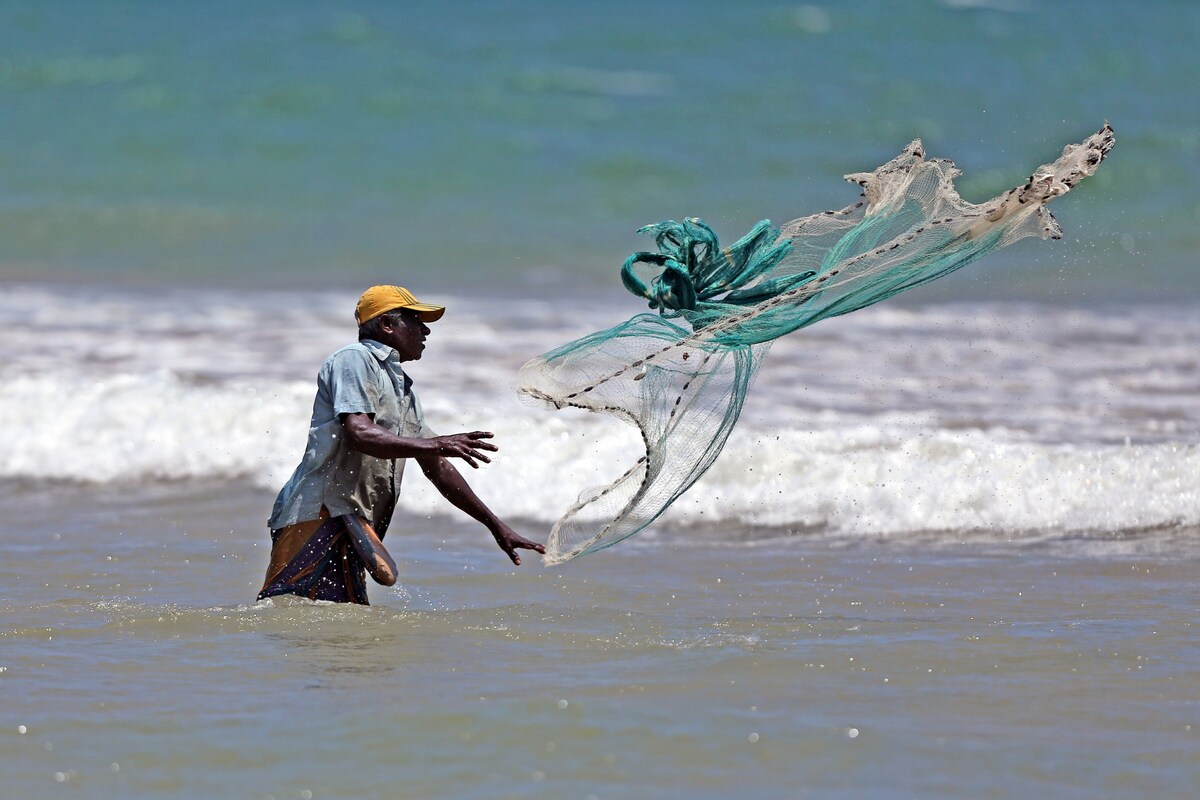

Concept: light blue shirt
[[268, 339, 434, 534]]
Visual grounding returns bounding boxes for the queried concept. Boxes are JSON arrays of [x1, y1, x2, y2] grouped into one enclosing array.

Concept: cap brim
[[404, 303, 445, 323]]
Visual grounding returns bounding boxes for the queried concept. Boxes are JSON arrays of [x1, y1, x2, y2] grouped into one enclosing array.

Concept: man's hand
[[417, 443, 545, 565], [489, 521, 546, 566], [433, 431, 498, 468]]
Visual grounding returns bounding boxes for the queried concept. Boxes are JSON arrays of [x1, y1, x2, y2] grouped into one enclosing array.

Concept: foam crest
[[388, 421, 1199, 537], [0, 369, 1196, 540], [675, 428, 1200, 536], [2, 284, 1198, 544], [0, 372, 311, 485]]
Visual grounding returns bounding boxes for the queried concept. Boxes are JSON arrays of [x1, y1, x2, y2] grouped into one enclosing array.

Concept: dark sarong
[[257, 509, 372, 605]]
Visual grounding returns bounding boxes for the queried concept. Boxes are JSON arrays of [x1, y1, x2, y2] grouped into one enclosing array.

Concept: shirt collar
[[361, 338, 414, 389], [361, 338, 398, 362]]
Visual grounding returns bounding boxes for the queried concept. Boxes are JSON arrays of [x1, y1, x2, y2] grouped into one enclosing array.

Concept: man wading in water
[[258, 285, 544, 604]]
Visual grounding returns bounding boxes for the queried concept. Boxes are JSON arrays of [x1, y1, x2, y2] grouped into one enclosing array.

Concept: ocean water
[[2, 1, 1199, 798], [3, 484, 1198, 799]]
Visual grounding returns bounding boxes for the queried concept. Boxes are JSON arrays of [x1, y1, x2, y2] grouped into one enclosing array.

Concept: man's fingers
[[446, 433, 498, 459], [491, 526, 543, 565], [498, 542, 519, 565], [463, 434, 498, 452], [460, 447, 490, 465]]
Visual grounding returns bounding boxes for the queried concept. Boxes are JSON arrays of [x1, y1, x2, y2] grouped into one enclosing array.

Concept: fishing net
[[520, 125, 1115, 564]]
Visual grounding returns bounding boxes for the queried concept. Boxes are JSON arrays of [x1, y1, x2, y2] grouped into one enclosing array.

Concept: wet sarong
[[257, 508, 374, 605]]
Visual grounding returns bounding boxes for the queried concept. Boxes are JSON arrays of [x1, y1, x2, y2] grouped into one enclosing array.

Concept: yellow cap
[[354, 285, 445, 325]]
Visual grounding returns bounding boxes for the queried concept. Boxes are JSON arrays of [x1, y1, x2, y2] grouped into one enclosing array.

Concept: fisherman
[[258, 285, 544, 604]]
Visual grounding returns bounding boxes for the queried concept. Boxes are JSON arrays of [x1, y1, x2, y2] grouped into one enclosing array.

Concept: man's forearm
[[342, 413, 497, 467], [419, 456, 500, 529], [419, 452, 546, 565], [342, 416, 438, 460]]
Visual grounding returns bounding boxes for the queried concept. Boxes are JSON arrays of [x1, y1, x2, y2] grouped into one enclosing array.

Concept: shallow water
[[2, 484, 1197, 798]]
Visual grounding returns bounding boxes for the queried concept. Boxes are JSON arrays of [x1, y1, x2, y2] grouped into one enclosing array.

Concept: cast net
[[520, 125, 1115, 564]]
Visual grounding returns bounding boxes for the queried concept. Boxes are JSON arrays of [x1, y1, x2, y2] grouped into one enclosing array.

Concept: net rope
[[520, 125, 1115, 564]]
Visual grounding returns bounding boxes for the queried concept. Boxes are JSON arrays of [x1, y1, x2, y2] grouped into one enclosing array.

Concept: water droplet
[[17, 725, 27, 734], [846, 728, 860, 739], [557, 699, 568, 709], [748, 732, 760, 743]]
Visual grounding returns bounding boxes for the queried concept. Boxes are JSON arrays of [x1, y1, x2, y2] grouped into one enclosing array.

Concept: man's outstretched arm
[[341, 412, 497, 467], [417, 453, 546, 566]]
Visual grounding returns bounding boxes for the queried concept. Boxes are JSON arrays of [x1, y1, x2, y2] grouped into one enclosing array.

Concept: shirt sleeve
[[325, 347, 381, 418]]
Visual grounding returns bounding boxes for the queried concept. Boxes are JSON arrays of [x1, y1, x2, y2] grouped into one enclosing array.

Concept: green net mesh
[[520, 125, 1115, 565]]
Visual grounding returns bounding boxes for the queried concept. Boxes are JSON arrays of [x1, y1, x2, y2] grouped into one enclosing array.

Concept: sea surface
[[2, 1, 1199, 798]]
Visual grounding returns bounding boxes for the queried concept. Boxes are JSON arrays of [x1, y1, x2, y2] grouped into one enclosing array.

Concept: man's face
[[379, 310, 431, 362]]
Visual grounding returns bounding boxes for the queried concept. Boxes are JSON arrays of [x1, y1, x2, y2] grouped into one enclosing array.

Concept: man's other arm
[[417, 454, 545, 566]]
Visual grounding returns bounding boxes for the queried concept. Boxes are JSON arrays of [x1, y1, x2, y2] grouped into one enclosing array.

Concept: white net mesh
[[521, 125, 1115, 564]]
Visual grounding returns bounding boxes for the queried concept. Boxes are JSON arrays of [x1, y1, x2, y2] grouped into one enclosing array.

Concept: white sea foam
[[1, 284, 1198, 541], [0, 371, 311, 485], [1, 368, 1197, 541], [679, 427, 1199, 536]]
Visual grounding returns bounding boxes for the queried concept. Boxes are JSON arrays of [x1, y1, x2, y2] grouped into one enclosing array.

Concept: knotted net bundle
[[520, 125, 1115, 564]]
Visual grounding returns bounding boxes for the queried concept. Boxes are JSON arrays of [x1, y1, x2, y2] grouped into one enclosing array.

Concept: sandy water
[[2, 482, 1197, 799]]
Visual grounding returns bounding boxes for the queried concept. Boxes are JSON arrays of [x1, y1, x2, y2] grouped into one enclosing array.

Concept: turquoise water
[[1, 0, 1196, 298]]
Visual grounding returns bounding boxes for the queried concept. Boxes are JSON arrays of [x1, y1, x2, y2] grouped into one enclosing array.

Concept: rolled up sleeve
[[325, 348, 380, 418]]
